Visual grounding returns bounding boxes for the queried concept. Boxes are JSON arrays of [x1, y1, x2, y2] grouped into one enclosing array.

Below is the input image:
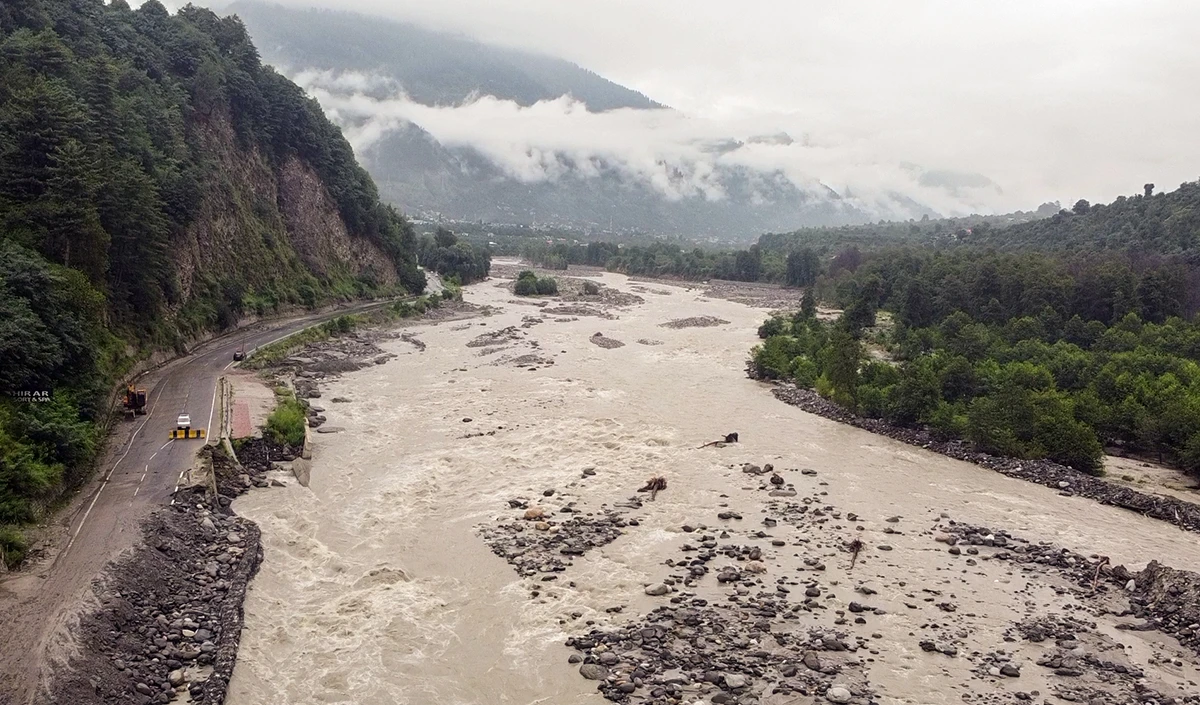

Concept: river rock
[[724, 673, 748, 688], [826, 685, 852, 703], [579, 663, 608, 680], [645, 583, 670, 596]]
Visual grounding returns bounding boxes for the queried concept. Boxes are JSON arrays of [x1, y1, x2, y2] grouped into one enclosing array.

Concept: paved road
[[0, 300, 394, 705]]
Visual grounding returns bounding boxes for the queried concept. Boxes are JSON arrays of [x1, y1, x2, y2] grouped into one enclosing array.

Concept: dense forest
[[751, 247, 1200, 477], [417, 227, 491, 285], [0, 0, 427, 547], [522, 182, 1200, 295]]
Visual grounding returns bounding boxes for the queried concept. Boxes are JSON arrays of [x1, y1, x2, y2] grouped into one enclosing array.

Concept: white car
[[176, 413, 191, 429]]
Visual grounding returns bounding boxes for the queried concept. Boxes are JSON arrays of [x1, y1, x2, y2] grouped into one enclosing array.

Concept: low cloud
[[295, 69, 1010, 219]]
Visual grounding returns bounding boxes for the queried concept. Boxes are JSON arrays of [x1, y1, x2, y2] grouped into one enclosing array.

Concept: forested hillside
[[759, 181, 1200, 259], [0, 0, 426, 547], [962, 182, 1200, 255]]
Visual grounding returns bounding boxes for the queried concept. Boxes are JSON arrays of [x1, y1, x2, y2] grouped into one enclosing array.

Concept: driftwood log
[[698, 432, 739, 449], [638, 476, 667, 500]]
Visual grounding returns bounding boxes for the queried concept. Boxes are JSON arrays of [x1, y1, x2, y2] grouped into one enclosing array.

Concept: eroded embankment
[[46, 441, 287, 704], [764, 381, 1200, 535]]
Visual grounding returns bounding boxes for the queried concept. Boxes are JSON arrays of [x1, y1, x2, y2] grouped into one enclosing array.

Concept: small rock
[[724, 673, 748, 689], [826, 686, 852, 704], [1000, 664, 1021, 677], [645, 583, 670, 596]]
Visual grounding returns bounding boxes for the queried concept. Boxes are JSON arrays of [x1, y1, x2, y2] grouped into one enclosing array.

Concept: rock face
[[171, 108, 409, 308]]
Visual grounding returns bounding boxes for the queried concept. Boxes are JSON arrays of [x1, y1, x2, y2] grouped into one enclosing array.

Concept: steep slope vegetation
[[962, 182, 1200, 256], [0, 0, 424, 548], [758, 181, 1200, 260], [225, 0, 662, 111]]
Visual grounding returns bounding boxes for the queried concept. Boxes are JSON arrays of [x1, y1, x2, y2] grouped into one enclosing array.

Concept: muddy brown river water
[[227, 265, 1200, 705]]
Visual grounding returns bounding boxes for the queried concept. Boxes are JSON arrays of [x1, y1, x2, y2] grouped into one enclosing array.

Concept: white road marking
[[68, 308, 385, 544], [63, 383, 163, 556]]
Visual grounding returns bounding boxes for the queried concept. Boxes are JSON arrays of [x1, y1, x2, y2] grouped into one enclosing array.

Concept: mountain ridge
[[224, 0, 664, 111]]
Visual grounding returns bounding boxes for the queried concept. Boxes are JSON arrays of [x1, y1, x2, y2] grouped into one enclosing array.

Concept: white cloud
[[295, 69, 1010, 217], [231, 0, 1200, 211]]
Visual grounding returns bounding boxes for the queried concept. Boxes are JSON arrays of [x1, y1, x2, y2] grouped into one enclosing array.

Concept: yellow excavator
[[122, 384, 147, 419]]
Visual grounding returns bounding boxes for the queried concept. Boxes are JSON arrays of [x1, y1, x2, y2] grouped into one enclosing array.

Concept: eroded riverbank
[[227, 265, 1200, 705]]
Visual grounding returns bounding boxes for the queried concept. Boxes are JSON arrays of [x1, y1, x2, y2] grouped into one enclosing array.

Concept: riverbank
[[46, 442, 273, 704], [763, 381, 1200, 534]]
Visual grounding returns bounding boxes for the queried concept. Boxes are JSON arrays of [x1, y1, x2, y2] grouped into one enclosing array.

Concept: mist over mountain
[[225, 0, 661, 111], [223, 1, 1003, 237]]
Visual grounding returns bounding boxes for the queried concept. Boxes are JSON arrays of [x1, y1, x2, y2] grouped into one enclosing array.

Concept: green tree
[[822, 327, 862, 407]]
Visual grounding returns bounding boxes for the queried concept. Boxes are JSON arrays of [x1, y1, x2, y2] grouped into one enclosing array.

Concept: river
[[227, 265, 1200, 705]]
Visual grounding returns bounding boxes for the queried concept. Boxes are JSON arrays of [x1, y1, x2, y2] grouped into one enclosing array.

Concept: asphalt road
[[0, 300, 395, 705]]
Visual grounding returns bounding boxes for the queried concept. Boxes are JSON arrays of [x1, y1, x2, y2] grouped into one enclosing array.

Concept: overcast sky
[[187, 0, 1199, 212]]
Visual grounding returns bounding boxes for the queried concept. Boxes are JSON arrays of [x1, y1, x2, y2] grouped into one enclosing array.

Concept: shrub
[[514, 278, 539, 296], [1, 527, 28, 570], [582, 280, 600, 295], [517, 270, 538, 282], [790, 356, 819, 387], [535, 277, 558, 295], [265, 395, 307, 447], [758, 315, 788, 339]]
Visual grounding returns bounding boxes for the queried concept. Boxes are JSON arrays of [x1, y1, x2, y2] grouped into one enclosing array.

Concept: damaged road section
[[47, 442, 281, 704]]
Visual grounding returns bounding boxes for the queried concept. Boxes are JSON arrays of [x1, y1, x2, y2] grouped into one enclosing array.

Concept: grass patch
[[265, 391, 307, 447], [243, 314, 362, 369]]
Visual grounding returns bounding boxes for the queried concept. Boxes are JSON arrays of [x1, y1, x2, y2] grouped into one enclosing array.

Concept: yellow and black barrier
[[170, 428, 206, 439]]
